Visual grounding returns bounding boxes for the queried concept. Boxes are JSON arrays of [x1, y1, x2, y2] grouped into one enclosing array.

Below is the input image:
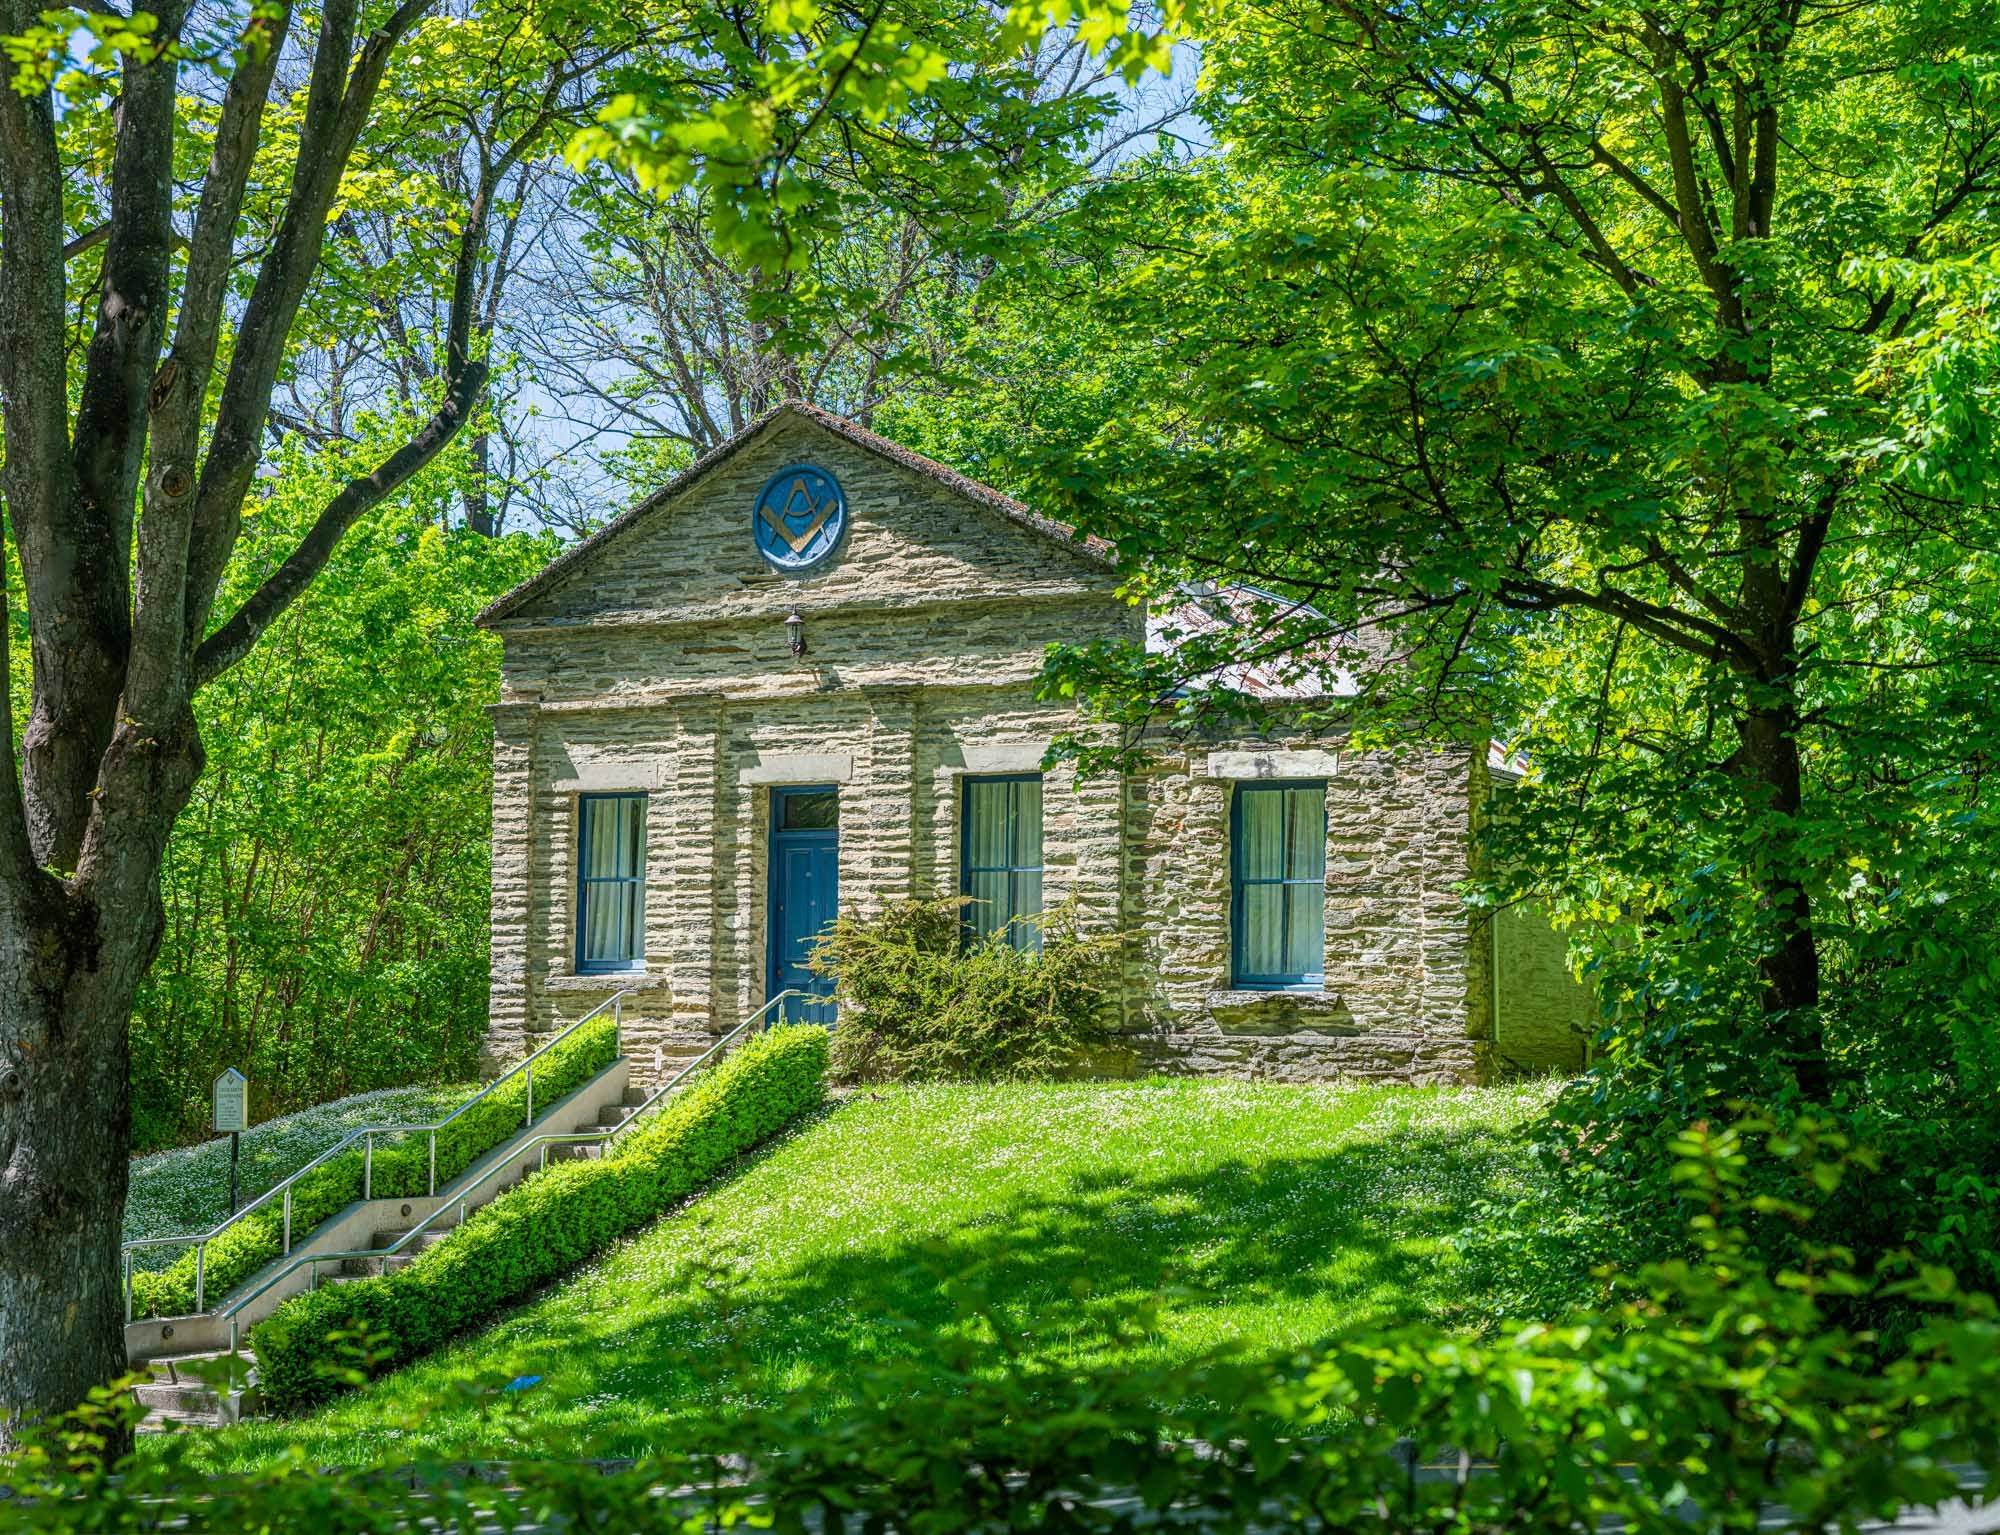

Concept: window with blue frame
[[1231, 782, 1326, 988], [961, 775, 1044, 952], [576, 793, 645, 972]]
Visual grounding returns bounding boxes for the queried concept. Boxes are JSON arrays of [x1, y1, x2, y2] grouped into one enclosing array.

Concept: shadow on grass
[[492, 1113, 1544, 1454]]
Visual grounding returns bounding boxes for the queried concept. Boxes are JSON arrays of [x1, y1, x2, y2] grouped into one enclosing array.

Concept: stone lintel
[[959, 742, 1049, 774], [741, 751, 855, 785], [1204, 749, 1340, 780], [549, 761, 666, 793]]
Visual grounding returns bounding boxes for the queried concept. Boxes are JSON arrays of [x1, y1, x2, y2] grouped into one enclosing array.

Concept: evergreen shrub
[[810, 897, 1114, 1082], [250, 1023, 829, 1412], [128, 1013, 619, 1320]]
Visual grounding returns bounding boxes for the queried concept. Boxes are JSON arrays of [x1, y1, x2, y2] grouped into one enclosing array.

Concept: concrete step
[[130, 1349, 257, 1431], [344, 1226, 455, 1276], [135, 1379, 220, 1414], [369, 1216, 458, 1249], [145, 1347, 257, 1383], [550, 1142, 603, 1162], [136, 1401, 223, 1434]]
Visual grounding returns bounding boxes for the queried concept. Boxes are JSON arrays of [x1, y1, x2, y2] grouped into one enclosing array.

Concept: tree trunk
[[1735, 689, 1828, 1099], [464, 429, 496, 537], [0, 721, 202, 1448], [0, 960, 135, 1446]]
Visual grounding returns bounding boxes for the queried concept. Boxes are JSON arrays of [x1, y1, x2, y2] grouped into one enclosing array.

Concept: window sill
[[1204, 988, 1356, 1036], [543, 971, 665, 993]]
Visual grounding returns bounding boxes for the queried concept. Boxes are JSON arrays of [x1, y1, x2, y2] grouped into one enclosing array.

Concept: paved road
[[1867, 1493, 1999, 1534]]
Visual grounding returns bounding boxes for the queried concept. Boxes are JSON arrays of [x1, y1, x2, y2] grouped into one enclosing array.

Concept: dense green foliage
[[250, 1024, 829, 1412], [178, 1078, 1558, 1467], [125, 1082, 473, 1253], [126, 439, 556, 1151], [20, 1117, 2000, 1532], [887, 0, 2000, 1295], [810, 897, 1115, 1081], [128, 1014, 617, 1320]]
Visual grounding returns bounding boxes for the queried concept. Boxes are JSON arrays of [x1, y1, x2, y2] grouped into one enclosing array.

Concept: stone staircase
[[132, 1349, 259, 1433], [127, 1082, 653, 1428], [118, 995, 798, 1434], [548, 1084, 649, 1163], [333, 1212, 461, 1279]]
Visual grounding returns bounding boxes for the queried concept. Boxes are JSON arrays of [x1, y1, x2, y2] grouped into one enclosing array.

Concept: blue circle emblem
[[753, 463, 847, 573]]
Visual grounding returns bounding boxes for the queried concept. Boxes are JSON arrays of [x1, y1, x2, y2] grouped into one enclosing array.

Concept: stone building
[[474, 403, 1590, 1086]]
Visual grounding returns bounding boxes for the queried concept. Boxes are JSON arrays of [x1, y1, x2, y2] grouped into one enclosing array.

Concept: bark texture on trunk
[[0, 720, 202, 1445], [1735, 689, 1828, 1100], [0, 946, 138, 1442], [0, 0, 509, 1425]]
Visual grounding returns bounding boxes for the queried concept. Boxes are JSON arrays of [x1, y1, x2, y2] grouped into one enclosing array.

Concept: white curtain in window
[[968, 780, 1011, 872], [1237, 785, 1325, 982], [1009, 782, 1044, 952], [1284, 788, 1325, 979], [965, 778, 1044, 948], [580, 796, 643, 967], [1237, 789, 1285, 977]]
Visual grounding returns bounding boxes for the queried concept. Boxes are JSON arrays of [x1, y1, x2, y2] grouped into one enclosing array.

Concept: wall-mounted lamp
[[785, 611, 807, 658]]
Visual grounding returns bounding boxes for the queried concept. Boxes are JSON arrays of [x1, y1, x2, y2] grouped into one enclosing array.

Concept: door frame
[[765, 785, 839, 1014]]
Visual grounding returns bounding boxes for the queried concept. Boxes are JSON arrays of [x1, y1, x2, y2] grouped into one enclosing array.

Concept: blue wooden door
[[768, 787, 838, 1023]]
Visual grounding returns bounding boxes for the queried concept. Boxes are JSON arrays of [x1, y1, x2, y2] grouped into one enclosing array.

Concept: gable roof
[[476, 401, 1117, 628]]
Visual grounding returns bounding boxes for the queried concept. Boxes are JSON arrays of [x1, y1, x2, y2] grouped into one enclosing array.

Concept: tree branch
[[194, 97, 518, 683], [191, 361, 487, 685], [1495, 572, 1759, 667], [124, 0, 293, 724], [182, 0, 438, 648]]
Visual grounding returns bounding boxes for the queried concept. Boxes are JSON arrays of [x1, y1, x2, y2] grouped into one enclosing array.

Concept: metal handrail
[[123, 989, 634, 1322], [217, 989, 823, 1350]]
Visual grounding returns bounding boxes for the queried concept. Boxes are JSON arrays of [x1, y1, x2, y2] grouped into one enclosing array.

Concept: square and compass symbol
[[753, 464, 847, 571]]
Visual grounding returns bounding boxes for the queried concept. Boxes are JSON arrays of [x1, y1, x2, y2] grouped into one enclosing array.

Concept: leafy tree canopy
[[919, 0, 2000, 1124]]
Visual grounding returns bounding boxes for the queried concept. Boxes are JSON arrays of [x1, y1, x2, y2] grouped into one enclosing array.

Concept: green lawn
[[183, 1077, 1565, 1469]]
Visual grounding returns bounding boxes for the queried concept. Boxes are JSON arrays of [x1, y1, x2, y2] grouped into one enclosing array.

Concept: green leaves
[[2, 7, 161, 97], [893, 0, 2000, 1282], [566, 0, 1185, 271], [819, 898, 1118, 1083]]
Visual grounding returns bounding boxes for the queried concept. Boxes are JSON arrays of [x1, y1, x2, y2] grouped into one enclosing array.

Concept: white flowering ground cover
[[178, 1076, 1566, 1470], [125, 1082, 475, 1259]]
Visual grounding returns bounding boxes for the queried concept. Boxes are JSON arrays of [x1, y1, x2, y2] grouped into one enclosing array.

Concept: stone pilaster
[[667, 698, 722, 1028], [859, 687, 917, 913], [481, 698, 539, 1075]]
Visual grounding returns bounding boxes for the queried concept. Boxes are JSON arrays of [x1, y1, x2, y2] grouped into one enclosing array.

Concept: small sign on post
[[213, 1069, 249, 1215]]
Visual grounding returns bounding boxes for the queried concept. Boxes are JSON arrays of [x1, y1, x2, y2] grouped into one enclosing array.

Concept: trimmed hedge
[[251, 1023, 830, 1412], [130, 1014, 619, 1320]]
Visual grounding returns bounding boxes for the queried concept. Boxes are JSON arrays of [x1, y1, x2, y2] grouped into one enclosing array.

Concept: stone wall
[[1119, 742, 1488, 1084], [1490, 903, 1593, 1072], [479, 409, 1490, 1087]]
